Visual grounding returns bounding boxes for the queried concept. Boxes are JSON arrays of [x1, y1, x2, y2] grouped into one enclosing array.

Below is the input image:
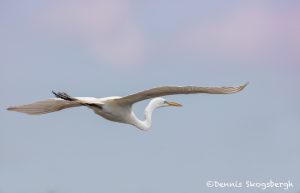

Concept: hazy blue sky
[[1, 1, 299, 193]]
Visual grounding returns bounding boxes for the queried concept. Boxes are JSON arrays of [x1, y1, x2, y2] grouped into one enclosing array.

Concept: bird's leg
[[52, 91, 77, 101], [52, 91, 103, 110]]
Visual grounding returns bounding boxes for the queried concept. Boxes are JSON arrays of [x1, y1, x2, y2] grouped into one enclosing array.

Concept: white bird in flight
[[7, 83, 247, 131]]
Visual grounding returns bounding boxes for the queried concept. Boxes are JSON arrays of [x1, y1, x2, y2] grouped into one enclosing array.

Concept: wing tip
[[6, 106, 46, 115], [7, 106, 15, 111], [7, 106, 25, 113], [240, 82, 248, 89], [231, 82, 248, 93], [224, 82, 248, 94]]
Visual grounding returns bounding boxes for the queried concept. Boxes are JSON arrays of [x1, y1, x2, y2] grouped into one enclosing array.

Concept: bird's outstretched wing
[[7, 99, 81, 115], [115, 83, 248, 104], [7, 91, 103, 115]]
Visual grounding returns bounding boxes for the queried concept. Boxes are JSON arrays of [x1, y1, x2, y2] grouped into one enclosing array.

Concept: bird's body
[[92, 97, 131, 123], [7, 84, 247, 131]]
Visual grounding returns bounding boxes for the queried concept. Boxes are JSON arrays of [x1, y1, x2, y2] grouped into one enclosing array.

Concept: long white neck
[[130, 99, 161, 131]]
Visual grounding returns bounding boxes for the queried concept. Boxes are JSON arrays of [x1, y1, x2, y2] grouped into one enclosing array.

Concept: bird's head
[[152, 97, 182, 108]]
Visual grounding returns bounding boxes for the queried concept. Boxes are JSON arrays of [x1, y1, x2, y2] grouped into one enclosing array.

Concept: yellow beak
[[166, 101, 182, 107]]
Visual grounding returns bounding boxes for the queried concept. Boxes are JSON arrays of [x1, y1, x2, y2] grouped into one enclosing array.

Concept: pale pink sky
[[41, 0, 146, 66], [40, 1, 300, 68], [181, 2, 300, 62]]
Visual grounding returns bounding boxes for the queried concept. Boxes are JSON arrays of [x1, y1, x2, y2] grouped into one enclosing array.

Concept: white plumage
[[7, 83, 247, 130]]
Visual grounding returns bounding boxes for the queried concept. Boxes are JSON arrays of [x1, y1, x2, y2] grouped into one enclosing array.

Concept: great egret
[[7, 83, 247, 130]]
